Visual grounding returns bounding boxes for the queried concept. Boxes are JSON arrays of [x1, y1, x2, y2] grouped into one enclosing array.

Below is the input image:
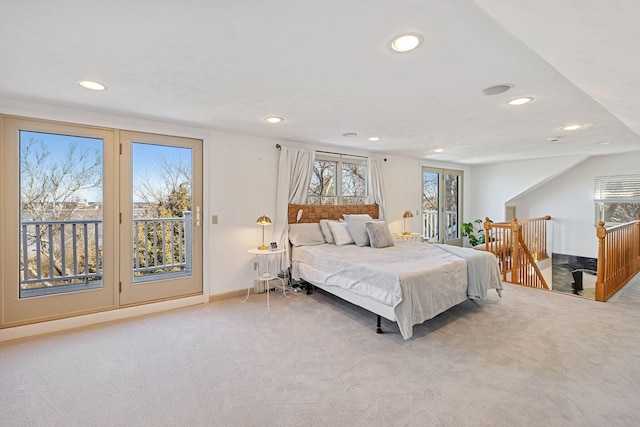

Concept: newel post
[[595, 221, 607, 302], [511, 218, 520, 284], [483, 217, 491, 251]]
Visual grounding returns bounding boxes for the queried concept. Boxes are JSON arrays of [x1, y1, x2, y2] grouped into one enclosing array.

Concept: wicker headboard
[[288, 204, 379, 223]]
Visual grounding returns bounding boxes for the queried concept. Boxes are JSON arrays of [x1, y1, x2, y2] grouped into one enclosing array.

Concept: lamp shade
[[256, 215, 272, 225], [256, 215, 272, 250], [402, 210, 413, 235]]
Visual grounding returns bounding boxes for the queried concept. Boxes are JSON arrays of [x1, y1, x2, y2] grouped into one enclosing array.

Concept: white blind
[[594, 175, 640, 202]]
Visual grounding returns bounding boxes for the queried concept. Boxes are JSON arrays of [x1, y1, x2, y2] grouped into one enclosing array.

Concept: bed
[[287, 204, 503, 339]]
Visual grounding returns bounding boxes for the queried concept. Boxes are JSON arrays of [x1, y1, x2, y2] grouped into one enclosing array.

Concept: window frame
[[308, 154, 368, 205]]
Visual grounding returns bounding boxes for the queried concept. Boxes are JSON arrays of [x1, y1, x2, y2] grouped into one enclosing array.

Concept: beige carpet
[[2, 277, 640, 426]]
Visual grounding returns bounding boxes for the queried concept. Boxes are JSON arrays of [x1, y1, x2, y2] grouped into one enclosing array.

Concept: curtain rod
[[275, 144, 385, 161]]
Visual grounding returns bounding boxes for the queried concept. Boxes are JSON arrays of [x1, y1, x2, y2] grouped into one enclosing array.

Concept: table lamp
[[256, 214, 272, 250], [402, 210, 413, 235]]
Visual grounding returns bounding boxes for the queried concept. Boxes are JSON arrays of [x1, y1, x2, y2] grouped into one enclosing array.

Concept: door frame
[[0, 115, 204, 328]]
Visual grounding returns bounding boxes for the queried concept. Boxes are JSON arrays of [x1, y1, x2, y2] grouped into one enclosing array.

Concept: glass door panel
[[444, 171, 461, 245], [119, 131, 202, 306], [19, 131, 105, 298], [1, 117, 117, 327], [422, 169, 440, 242]]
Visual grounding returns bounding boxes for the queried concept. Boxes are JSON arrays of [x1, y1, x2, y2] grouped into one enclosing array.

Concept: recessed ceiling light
[[368, 136, 381, 142], [391, 34, 422, 52], [342, 132, 358, 137], [264, 116, 284, 124], [482, 84, 513, 96], [562, 124, 583, 131], [506, 97, 534, 106], [434, 148, 445, 153], [76, 80, 106, 91]]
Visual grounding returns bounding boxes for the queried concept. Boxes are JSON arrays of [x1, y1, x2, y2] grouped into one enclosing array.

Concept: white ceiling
[[2, 0, 639, 164]]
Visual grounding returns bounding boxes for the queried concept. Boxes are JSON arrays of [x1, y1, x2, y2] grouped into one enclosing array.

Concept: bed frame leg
[[376, 315, 383, 334]]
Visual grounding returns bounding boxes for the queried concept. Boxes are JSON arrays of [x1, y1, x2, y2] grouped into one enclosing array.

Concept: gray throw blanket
[[435, 244, 503, 299]]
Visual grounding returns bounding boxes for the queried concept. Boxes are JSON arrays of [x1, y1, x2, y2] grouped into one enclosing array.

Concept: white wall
[[471, 151, 640, 258], [468, 155, 588, 222], [206, 131, 281, 295]]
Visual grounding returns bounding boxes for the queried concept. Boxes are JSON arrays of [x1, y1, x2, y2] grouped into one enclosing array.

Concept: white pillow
[[365, 221, 394, 248], [343, 214, 373, 247], [327, 221, 355, 246], [288, 223, 326, 246], [319, 219, 338, 244]]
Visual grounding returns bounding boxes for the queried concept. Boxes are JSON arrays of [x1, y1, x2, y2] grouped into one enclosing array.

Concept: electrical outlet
[[253, 262, 258, 271]]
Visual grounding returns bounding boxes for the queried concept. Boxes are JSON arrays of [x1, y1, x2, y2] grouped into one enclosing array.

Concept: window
[[594, 175, 640, 226], [308, 156, 367, 205]]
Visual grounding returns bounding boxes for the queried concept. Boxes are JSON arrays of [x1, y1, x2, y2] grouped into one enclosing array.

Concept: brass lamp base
[[257, 245, 269, 250], [402, 231, 411, 235]]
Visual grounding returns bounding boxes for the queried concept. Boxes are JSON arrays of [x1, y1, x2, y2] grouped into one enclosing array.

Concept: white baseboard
[[0, 295, 206, 343]]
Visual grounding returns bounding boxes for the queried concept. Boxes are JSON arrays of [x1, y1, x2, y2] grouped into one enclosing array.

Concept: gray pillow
[[344, 214, 373, 247], [365, 221, 395, 248], [288, 223, 326, 246]]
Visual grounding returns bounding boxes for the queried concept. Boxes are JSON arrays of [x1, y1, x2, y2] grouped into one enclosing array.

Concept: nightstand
[[393, 233, 423, 242], [245, 248, 286, 308]]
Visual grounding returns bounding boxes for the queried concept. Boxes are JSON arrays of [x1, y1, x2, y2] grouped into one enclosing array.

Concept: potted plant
[[461, 219, 489, 247]]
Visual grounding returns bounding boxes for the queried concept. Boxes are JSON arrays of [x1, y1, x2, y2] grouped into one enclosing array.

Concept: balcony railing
[[20, 219, 102, 283], [133, 211, 192, 282], [423, 210, 459, 241], [19, 212, 192, 297]]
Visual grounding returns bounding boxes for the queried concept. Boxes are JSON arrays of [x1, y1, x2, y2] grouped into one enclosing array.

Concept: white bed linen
[[292, 241, 499, 339]]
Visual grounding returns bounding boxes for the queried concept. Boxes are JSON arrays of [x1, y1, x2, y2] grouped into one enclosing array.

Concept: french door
[[118, 131, 202, 306], [422, 166, 463, 245], [0, 117, 202, 328]]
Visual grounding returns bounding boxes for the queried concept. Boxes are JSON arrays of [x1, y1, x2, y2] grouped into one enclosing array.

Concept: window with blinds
[[594, 175, 640, 225]]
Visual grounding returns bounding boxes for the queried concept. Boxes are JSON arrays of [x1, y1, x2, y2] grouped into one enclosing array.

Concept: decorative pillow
[[365, 221, 395, 248], [343, 214, 373, 247], [327, 221, 355, 246], [319, 219, 338, 244], [288, 223, 326, 246]]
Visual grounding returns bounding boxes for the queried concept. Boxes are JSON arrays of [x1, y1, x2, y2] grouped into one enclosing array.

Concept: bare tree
[[133, 156, 192, 276], [135, 155, 191, 217], [20, 136, 103, 287], [423, 172, 438, 211], [341, 162, 366, 204], [309, 161, 335, 204], [21, 137, 102, 221]]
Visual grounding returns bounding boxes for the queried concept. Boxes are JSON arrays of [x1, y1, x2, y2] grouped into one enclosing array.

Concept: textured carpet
[[2, 277, 640, 426]]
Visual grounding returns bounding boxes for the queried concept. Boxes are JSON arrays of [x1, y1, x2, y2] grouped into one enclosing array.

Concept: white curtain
[[273, 145, 315, 271], [368, 157, 387, 221]]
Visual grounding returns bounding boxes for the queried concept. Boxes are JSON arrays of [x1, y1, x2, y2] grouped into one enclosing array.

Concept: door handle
[[195, 206, 201, 227]]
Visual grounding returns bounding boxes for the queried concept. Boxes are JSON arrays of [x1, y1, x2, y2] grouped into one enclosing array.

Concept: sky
[[20, 130, 192, 204]]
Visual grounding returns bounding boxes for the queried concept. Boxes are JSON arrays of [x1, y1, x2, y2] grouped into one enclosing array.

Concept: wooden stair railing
[[483, 216, 551, 289], [595, 216, 640, 302]]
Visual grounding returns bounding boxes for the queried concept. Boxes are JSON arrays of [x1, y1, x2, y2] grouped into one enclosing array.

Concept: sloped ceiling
[[1, 0, 639, 164]]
